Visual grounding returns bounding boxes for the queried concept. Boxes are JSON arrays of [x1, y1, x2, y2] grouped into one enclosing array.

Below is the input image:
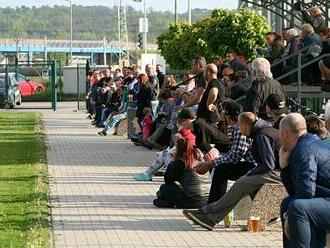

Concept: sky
[[1, 0, 238, 13]]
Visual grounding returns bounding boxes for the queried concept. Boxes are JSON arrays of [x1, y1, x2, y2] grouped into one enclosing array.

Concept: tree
[[157, 8, 270, 70], [157, 17, 213, 70]]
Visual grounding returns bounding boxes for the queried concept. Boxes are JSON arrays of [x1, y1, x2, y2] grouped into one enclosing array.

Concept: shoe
[[97, 131, 107, 136], [143, 140, 154, 150], [182, 209, 216, 231], [131, 137, 139, 143], [134, 142, 143, 146], [95, 124, 105, 128], [267, 217, 281, 225], [133, 172, 152, 181], [153, 170, 166, 177], [153, 198, 174, 208]]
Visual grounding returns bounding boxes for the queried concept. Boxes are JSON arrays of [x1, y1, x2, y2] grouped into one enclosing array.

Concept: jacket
[[136, 84, 152, 118], [267, 39, 285, 64], [164, 159, 209, 201], [149, 75, 159, 100], [299, 32, 322, 59], [244, 77, 284, 120], [248, 119, 281, 176], [302, 11, 326, 34], [281, 133, 330, 199]]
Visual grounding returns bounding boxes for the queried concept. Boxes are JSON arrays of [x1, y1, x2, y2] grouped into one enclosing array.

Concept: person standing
[[156, 64, 165, 89], [196, 63, 225, 124], [136, 74, 153, 129], [177, 56, 207, 112], [146, 65, 160, 117], [279, 113, 330, 248]]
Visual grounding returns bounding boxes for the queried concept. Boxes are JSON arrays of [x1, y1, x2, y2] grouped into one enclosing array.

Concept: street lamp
[[65, 0, 73, 64]]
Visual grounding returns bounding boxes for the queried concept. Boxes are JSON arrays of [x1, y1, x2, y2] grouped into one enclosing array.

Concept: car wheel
[[16, 95, 22, 105]]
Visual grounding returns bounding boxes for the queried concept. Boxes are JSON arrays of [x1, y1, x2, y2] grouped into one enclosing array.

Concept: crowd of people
[[83, 4, 330, 247]]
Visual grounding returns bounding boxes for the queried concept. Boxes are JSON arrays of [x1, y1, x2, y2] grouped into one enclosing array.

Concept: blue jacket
[[247, 119, 280, 176], [281, 133, 330, 199]]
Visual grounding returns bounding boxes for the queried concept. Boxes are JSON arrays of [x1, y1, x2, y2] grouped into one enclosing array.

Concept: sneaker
[[182, 209, 216, 231], [133, 172, 152, 181], [95, 124, 105, 128], [131, 137, 139, 143], [97, 131, 107, 136]]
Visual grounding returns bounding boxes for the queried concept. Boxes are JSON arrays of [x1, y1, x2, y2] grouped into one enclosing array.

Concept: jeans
[[100, 106, 117, 125], [281, 197, 330, 248], [103, 112, 127, 134], [208, 162, 256, 204], [145, 148, 174, 175], [151, 100, 159, 118]]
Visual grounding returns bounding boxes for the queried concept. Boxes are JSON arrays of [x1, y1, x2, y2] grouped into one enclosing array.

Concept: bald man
[[279, 113, 330, 248], [196, 63, 225, 124], [183, 112, 282, 230]]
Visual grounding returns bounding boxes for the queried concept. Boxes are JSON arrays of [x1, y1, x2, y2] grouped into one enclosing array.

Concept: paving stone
[[15, 102, 283, 247]]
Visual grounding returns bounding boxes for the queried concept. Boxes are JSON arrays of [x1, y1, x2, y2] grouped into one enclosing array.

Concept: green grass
[[0, 113, 51, 247]]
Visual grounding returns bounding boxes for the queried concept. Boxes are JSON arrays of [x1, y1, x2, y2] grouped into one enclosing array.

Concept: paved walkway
[[29, 102, 282, 247]]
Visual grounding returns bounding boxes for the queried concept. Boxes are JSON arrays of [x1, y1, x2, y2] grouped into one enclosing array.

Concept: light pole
[[188, 0, 192, 25], [14, 37, 21, 60], [174, 0, 178, 24], [65, 0, 73, 64]]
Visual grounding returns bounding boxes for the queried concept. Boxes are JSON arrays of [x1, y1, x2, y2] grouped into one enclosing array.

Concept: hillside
[[0, 5, 212, 43]]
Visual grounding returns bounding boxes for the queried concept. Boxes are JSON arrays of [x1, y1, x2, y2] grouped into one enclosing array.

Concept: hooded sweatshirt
[[247, 119, 281, 176]]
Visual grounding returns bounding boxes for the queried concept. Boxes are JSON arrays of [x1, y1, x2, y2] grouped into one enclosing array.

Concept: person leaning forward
[[182, 112, 282, 230]]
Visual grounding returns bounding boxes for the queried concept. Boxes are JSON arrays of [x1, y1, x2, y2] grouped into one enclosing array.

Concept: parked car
[[13, 73, 46, 96], [0, 74, 22, 108]]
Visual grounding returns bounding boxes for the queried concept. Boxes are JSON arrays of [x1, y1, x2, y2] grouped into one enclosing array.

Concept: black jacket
[[165, 159, 209, 201], [157, 72, 165, 89], [248, 119, 281, 176], [136, 83, 152, 118], [244, 77, 284, 120]]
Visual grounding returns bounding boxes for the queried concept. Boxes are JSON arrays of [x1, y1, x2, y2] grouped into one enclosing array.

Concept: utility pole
[[174, 0, 178, 25], [188, 0, 191, 25], [143, 0, 147, 54], [65, 0, 73, 64], [117, 0, 129, 63], [14, 37, 21, 61]]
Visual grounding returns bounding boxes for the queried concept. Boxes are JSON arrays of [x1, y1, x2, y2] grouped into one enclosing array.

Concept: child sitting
[[142, 107, 153, 139]]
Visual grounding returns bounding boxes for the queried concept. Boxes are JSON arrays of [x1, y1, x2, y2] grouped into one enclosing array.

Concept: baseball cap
[[266, 94, 286, 111]]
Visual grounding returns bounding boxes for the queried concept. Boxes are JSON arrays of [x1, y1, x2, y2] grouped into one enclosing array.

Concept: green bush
[[157, 8, 270, 70]]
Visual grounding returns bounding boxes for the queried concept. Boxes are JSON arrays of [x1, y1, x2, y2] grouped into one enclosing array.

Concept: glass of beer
[[248, 216, 261, 232]]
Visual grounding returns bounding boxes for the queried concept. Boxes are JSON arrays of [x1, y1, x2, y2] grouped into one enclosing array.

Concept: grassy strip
[[0, 112, 51, 247]]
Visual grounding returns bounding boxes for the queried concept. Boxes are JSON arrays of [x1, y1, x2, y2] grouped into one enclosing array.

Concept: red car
[[13, 74, 46, 97]]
